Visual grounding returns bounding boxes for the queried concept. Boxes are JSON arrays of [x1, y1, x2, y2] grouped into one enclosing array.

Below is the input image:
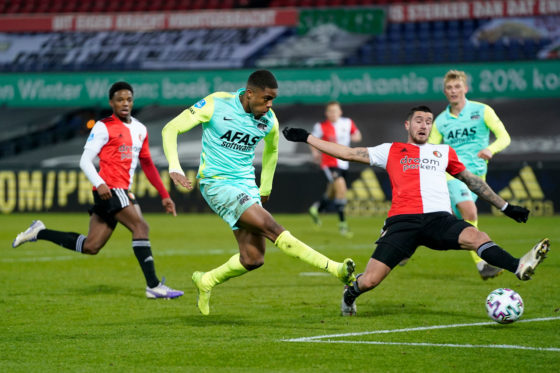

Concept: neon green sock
[[201, 253, 248, 291], [465, 219, 484, 264], [274, 230, 338, 276]]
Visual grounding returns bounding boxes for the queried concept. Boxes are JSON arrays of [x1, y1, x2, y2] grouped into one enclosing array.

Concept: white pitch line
[[300, 340, 560, 352], [283, 316, 560, 342], [0, 248, 237, 263]]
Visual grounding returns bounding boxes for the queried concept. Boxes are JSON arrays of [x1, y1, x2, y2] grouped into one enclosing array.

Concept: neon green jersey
[[429, 99, 510, 176], [162, 89, 279, 196]]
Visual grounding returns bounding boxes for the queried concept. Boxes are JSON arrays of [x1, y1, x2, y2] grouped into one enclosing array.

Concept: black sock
[[334, 199, 346, 222], [133, 239, 159, 288], [37, 229, 86, 252], [344, 277, 363, 305], [477, 241, 520, 273], [317, 197, 330, 213]]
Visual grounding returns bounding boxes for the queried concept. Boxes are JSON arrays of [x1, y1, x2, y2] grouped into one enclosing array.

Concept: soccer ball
[[485, 288, 524, 324]]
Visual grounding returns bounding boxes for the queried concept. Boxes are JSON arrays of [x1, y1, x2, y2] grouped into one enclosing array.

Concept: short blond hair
[[443, 70, 467, 86]]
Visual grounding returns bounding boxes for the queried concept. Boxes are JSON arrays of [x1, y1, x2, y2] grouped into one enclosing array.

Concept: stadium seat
[[508, 40, 524, 60]]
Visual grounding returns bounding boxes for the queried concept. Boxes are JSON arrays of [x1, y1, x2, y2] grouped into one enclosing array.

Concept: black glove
[[502, 203, 529, 223], [282, 127, 310, 143]]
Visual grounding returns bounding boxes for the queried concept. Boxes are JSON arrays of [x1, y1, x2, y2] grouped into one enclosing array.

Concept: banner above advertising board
[[0, 9, 298, 32], [389, 0, 560, 22], [298, 8, 385, 35]]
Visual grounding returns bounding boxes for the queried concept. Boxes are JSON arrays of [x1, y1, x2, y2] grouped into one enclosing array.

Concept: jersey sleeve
[[311, 122, 323, 138], [138, 132, 170, 199], [446, 145, 466, 175], [139, 131, 152, 159], [367, 143, 391, 168], [84, 121, 109, 154], [483, 104, 511, 155], [428, 119, 443, 144], [350, 119, 358, 134], [79, 148, 105, 188], [259, 114, 279, 197], [162, 95, 215, 173]]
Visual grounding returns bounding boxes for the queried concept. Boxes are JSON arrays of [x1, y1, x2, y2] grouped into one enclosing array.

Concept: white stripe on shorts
[[114, 188, 130, 208]]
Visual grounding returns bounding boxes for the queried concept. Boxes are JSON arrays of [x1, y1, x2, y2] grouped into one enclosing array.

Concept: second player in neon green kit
[[429, 70, 511, 280], [162, 70, 355, 315]]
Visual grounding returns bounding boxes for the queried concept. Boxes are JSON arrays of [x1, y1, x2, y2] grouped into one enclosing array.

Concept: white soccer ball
[[485, 288, 524, 324]]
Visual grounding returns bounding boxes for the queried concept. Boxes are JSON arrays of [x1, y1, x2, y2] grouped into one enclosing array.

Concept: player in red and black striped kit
[[13, 82, 183, 299], [308, 101, 361, 237]]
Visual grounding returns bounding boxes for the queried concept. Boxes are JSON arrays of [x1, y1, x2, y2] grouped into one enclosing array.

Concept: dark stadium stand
[[0, 18, 550, 73]]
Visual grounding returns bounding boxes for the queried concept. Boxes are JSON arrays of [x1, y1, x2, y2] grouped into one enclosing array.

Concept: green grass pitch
[[2, 213, 559, 372]]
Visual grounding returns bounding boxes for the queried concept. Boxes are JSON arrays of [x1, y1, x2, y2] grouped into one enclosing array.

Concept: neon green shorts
[[447, 178, 478, 219], [200, 179, 261, 230]]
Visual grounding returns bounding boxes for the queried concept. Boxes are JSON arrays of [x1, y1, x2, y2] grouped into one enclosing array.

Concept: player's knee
[[461, 227, 491, 250], [476, 230, 491, 244], [240, 256, 264, 271], [245, 261, 264, 271], [82, 241, 103, 255], [132, 220, 150, 237]]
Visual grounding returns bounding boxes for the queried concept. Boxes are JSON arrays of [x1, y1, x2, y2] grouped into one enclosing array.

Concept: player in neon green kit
[[162, 70, 355, 315], [429, 70, 511, 280]]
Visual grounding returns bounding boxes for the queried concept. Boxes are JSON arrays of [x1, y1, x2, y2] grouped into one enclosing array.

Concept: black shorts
[[323, 167, 347, 183], [372, 212, 472, 269], [88, 188, 138, 229]]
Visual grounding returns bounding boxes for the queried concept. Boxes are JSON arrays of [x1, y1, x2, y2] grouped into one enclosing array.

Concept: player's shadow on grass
[[69, 284, 137, 298], [358, 302, 481, 320]]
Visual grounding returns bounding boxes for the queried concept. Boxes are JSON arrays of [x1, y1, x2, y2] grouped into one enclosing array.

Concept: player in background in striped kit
[[308, 101, 362, 237], [12, 82, 183, 299], [283, 105, 550, 316]]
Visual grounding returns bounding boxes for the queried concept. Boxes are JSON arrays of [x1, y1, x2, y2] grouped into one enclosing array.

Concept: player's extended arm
[[309, 145, 322, 165], [162, 108, 202, 174], [162, 99, 213, 189], [454, 169, 529, 223], [482, 105, 511, 159], [283, 127, 370, 164], [260, 120, 279, 199]]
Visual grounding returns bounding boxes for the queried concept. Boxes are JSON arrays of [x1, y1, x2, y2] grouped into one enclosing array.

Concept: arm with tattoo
[[454, 169, 506, 209], [307, 135, 371, 164], [455, 169, 530, 223]]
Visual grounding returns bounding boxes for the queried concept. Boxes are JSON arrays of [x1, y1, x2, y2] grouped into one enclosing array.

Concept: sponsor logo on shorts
[[237, 193, 250, 205]]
